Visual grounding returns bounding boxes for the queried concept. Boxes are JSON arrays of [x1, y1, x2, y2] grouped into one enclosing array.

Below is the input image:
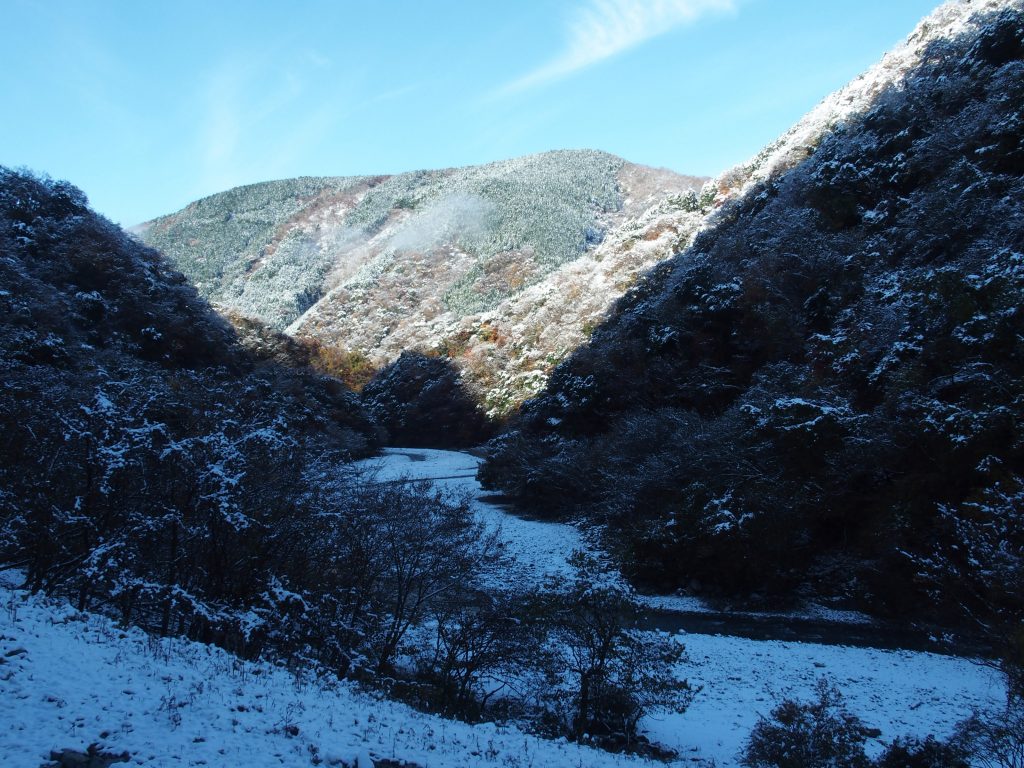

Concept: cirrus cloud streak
[[500, 0, 737, 95]]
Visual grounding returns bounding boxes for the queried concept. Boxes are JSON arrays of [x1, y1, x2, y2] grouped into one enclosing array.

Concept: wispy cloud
[[193, 44, 421, 197], [194, 54, 343, 194], [499, 0, 737, 95], [196, 60, 248, 193]]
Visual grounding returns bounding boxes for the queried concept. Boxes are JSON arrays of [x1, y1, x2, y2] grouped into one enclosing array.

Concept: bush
[[956, 700, 1024, 768], [538, 553, 695, 751], [741, 680, 872, 768], [742, 680, 976, 768], [875, 735, 970, 768], [414, 590, 547, 720]]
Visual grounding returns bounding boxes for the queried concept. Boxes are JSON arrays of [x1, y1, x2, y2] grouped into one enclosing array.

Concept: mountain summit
[[141, 150, 706, 415]]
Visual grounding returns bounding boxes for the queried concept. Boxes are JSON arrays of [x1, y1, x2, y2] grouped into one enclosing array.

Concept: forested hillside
[[142, 151, 707, 416], [0, 168, 387, 646], [0, 171, 695, 747], [481, 3, 1024, 636]]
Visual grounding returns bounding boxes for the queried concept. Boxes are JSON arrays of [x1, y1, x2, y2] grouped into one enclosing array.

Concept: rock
[[44, 744, 129, 768]]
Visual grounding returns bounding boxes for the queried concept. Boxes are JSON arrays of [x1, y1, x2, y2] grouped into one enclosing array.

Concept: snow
[[0, 576, 1004, 768], [353, 447, 480, 484], [649, 632, 1004, 765], [353, 448, 588, 584], [0, 579, 650, 768]]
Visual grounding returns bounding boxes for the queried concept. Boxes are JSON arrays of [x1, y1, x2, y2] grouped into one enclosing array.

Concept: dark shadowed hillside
[[361, 351, 495, 448], [481, 3, 1024, 633], [0, 168, 380, 644]]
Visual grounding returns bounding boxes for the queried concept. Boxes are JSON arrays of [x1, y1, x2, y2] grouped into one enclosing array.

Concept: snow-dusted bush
[[742, 680, 875, 768], [874, 735, 972, 768], [956, 700, 1024, 768], [741, 680, 974, 768], [535, 554, 694, 751]]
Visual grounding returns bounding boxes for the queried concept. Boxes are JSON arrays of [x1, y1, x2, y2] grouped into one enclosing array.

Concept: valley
[[357, 449, 980, 656], [1, 0, 1023, 765]]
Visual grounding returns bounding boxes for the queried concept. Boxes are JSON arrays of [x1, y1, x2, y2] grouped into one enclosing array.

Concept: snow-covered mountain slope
[[141, 151, 706, 416], [706, 0, 1018, 201], [481, 0, 1024, 626], [0, 576, 1002, 767]]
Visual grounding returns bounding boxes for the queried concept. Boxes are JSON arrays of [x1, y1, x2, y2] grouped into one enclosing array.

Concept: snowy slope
[[0, 578, 651, 768], [713, 0, 1018, 199], [0, 450, 1005, 766], [0, 575, 1003, 767]]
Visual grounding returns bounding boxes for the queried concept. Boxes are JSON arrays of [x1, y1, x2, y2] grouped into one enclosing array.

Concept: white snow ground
[[0, 578, 1004, 767], [654, 632, 1003, 764], [0, 449, 1006, 766], [353, 448, 588, 584], [0, 580, 650, 768]]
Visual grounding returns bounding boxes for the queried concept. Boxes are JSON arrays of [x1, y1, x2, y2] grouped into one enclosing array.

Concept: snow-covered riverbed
[[0, 449, 1006, 767], [351, 448, 1006, 763], [354, 447, 589, 584]]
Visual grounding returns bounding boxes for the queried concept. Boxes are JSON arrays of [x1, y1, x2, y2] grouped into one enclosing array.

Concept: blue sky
[[1, 0, 939, 226]]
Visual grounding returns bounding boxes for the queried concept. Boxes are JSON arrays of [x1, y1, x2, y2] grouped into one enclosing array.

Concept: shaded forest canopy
[[481, 7, 1024, 633]]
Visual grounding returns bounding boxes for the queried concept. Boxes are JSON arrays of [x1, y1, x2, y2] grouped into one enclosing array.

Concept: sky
[[1, 0, 941, 226]]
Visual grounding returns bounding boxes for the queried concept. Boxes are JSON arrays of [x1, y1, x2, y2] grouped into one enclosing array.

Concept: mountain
[[140, 150, 707, 416], [480, 0, 1024, 631], [0, 167, 379, 633], [0, 165, 696, 748]]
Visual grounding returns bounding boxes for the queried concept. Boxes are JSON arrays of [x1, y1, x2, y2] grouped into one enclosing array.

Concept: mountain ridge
[[480, 0, 1024, 635], [141, 149, 708, 416]]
